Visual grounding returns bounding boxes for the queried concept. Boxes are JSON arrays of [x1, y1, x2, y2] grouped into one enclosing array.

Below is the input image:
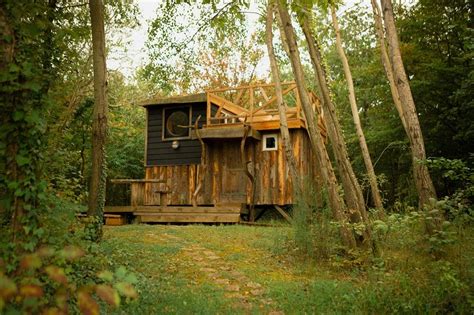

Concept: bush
[[0, 195, 138, 314]]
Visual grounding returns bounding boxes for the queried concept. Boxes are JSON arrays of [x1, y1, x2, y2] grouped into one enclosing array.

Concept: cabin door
[[216, 141, 247, 205]]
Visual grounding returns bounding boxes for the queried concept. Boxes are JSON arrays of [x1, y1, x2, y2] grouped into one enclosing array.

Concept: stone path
[[160, 233, 283, 314]]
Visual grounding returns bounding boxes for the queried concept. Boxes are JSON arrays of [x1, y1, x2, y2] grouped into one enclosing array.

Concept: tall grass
[[285, 172, 474, 313]]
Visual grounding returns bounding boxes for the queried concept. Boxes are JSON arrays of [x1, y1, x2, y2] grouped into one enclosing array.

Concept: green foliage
[[143, 0, 264, 93], [398, 0, 474, 161], [315, 0, 473, 206], [0, 195, 138, 314], [292, 182, 339, 260], [0, 246, 137, 314]]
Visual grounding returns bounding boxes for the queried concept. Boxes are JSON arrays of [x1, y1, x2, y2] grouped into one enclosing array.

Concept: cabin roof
[[140, 93, 207, 107]]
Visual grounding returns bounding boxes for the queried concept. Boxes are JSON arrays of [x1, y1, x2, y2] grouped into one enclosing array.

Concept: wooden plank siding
[[146, 102, 204, 166], [144, 129, 319, 206], [146, 103, 218, 166]]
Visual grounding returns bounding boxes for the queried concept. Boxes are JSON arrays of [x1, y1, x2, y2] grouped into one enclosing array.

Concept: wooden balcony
[[205, 82, 326, 136]]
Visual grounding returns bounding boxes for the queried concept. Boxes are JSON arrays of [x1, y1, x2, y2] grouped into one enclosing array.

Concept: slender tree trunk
[[370, 0, 408, 133], [277, 1, 356, 249], [330, 6, 383, 210], [87, 0, 108, 241], [300, 15, 369, 228], [379, 0, 437, 208], [0, 5, 18, 233], [265, 1, 300, 195]]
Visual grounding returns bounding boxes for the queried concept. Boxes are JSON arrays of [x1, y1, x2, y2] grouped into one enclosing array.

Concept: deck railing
[[205, 82, 325, 133], [205, 82, 302, 126]]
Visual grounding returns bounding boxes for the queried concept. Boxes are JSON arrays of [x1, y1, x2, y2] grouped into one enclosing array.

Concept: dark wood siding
[[146, 102, 212, 166]]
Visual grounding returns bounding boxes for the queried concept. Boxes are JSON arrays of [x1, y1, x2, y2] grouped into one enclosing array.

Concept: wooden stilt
[[274, 205, 292, 223]]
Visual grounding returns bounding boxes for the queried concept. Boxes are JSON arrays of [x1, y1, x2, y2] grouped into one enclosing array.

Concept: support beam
[[274, 205, 292, 223]]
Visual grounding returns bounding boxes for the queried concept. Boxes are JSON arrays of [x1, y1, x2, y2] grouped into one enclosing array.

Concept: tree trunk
[[299, 15, 370, 228], [370, 0, 408, 133], [265, 1, 300, 195], [379, 0, 437, 208], [277, 1, 356, 249], [330, 6, 383, 210], [87, 0, 108, 241]]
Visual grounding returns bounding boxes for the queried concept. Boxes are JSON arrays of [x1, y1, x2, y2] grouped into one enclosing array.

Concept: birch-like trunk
[[265, 2, 300, 194], [277, 1, 356, 249], [379, 0, 437, 208], [370, 0, 408, 133], [87, 0, 108, 240], [330, 6, 383, 210], [299, 15, 369, 228]]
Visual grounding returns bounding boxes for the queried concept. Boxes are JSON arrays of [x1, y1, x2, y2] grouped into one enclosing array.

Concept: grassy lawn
[[99, 223, 473, 314]]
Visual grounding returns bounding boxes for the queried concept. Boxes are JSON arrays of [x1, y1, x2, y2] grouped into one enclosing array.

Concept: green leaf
[[59, 246, 85, 261], [97, 270, 114, 282], [95, 284, 120, 307], [124, 273, 138, 284], [19, 253, 42, 270], [0, 275, 17, 300], [77, 290, 100, 315], [19, 284, 43, 297], [115, 266, 127, 280], [12, 111, 24, 121], [44, 265, 68, 285], [16, 155, 30, 166], [114, 282, 138, 299]]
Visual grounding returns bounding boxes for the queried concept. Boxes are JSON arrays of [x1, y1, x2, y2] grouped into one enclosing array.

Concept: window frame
[[262, 133, 278, 151], [162, 105, 192, 141]]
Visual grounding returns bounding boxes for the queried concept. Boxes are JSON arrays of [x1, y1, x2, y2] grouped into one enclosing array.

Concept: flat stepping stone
[[215, 278, 230, 285], [191, 256, 204, 261], [246, 282, 262, 289], [200, 267, 217, 273], [229, 270, 244, 277], [225, 284, 240, 292], [232, 302, 253, 310], [226, 293, 248, 301], [218, 266, 231, 271], [250, 289, 265, 296], [262, 298, 274, 305]]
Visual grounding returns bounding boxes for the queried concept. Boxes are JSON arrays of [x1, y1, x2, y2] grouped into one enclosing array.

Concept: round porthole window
[[166, 110, 189, 137]]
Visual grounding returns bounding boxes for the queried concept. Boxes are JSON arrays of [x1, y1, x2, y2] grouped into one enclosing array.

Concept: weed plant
[[283, 160, 474, 313]]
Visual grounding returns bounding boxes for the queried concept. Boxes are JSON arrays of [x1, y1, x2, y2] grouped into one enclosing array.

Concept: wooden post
[[131, 182, 145, 207], [249, 87, 254, 122], [274, 205, 292, 224], [295, 86, 301, 121], [206, 92, 211, 126]]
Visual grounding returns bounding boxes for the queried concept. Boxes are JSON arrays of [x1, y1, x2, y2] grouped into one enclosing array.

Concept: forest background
[[0, 0, 472, 313]]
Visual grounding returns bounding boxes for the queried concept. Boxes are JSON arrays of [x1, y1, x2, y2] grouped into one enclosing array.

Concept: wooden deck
[[104, 205, 242, 224], [205, 82, 326, 136]]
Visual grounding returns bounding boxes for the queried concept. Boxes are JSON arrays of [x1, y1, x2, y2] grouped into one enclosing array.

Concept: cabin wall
[[144, 129, 320, 206], [146, 102, 207, 166], [250, 129, 319, 205]]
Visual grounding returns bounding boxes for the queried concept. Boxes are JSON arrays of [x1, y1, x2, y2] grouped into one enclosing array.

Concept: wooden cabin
[[106, 82, 326, 223]]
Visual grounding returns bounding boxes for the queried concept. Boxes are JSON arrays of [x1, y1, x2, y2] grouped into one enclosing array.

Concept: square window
[[263, 134, 278, 151]]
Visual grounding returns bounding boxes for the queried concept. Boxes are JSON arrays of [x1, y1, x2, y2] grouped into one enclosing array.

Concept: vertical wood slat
[[142, 129, 316, 207], [206, 92, 211, 125], [131, 182, 144, 207], [249, 88, 254, 122]]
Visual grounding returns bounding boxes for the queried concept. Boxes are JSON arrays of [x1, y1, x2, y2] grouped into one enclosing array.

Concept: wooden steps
[[104, 206, 135, 213], [136, 213, 240, 223], [134, 205, 241, 223], [103, 205, 242, 223], [105, 214, 127, 226]]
